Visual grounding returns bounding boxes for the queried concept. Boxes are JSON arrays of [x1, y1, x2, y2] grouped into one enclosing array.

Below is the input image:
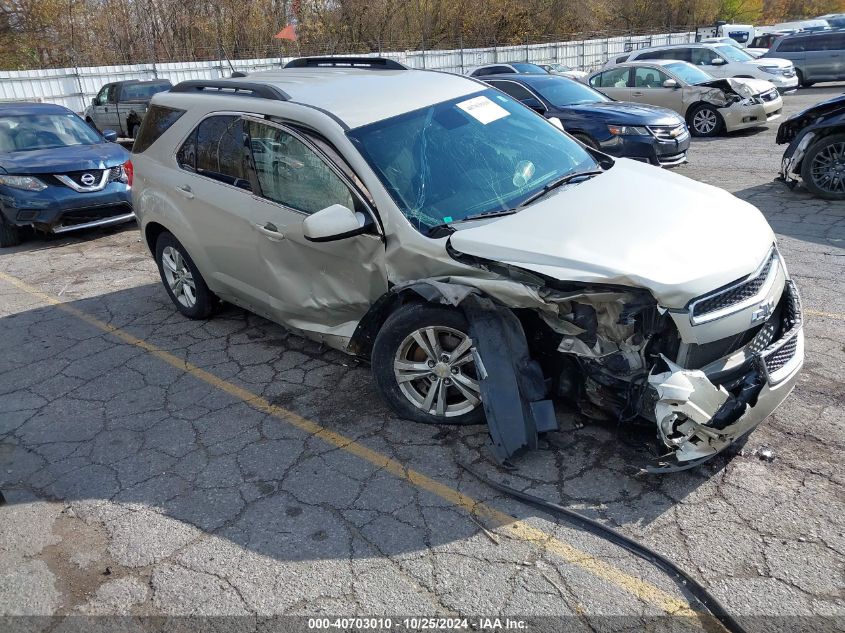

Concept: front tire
[[800, 133, 845, 200], [688, 104, 723, 137], [129, 122, 140, 139], [372, 303, 484, 426], [0, 213, 21, 248], [154, 232, 217, 318]]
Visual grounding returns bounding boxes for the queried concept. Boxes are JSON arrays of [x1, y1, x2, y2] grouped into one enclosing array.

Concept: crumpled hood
[[449, 159, 775, 308], [696, 77, 774, 97], [0, 142, 128, 175]]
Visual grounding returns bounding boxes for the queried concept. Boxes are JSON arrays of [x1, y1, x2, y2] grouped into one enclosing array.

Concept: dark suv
[[764, 30, 845, 86]]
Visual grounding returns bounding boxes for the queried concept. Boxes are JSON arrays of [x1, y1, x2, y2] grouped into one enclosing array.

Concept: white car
[[131, 56, 803, 471], [588, 60, 783, 136], [608, 43, 799, 92], [539, 63, 588, 81]]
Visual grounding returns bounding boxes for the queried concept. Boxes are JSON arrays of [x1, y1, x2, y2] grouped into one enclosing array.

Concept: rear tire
[[0, 213, 21, 248], [800, 133, 845, 200], [688, 104, 724, 137], [795, 69, 814, 88], [372, 303, 484, 426], [154, 232, 217, 318]]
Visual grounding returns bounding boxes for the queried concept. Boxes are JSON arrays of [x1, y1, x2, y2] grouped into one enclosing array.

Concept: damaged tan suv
[[132, 57, 804, 472]]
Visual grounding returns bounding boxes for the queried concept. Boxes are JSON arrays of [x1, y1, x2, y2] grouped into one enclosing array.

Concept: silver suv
[[132, 57, 804, 471]]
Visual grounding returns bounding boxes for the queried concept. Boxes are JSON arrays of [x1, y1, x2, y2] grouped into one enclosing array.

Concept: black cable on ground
[[458, 462, 748, 633]]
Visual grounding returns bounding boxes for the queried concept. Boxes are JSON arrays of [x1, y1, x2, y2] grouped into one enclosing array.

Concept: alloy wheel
[[809, 141, 845, 195], [161, 246, 197, 308], [393, 326, 481, 418], [692, 108, 718, 135]]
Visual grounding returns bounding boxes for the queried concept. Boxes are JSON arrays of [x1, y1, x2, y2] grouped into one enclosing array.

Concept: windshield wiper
[[426, 208, 517, 238], [459, 208, 518, 222], [517, 169, 604, 209]]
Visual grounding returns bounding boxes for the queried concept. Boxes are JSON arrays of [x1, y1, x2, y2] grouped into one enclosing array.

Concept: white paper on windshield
[[457, 96, 509, 125]]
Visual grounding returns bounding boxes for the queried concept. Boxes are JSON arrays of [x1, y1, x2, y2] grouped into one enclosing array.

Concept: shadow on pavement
[[0, 281, 729, 564]]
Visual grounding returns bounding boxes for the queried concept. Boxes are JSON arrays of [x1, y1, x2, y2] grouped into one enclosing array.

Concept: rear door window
[[595, 67, 631, 87], [777, 37, 807, 53], [133, 105, 185, 153], [179, 115, 250, 189]]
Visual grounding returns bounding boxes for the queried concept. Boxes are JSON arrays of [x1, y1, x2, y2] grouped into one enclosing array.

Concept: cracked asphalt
[[1, 84, 843, 632]]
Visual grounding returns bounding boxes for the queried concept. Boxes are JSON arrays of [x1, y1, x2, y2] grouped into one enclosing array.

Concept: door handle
[[632, 91, 643, 96], [175, 185, 194, 199], [255, 222, 285, 241]]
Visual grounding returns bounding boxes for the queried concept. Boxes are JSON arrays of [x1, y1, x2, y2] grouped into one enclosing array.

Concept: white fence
[[0, 31, 695, 113]]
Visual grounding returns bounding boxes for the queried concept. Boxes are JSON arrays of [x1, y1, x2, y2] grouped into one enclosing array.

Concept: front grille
[[648, 124, 688, 141], [691, 249, 777, 320], [59, 204, 132, 226], [683, 327, 761, 369], [758, 280, 803, 383], [58, 169, 107, 188], [763, 336, 798, 374]]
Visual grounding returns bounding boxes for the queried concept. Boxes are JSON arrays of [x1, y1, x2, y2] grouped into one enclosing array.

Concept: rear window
[[133, 105, 184, 153]]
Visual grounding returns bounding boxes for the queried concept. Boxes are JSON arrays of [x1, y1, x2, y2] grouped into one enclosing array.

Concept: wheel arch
[[684, 100, 719, 124], [347, 280, 492, 358], [143, 220, 169, 255]]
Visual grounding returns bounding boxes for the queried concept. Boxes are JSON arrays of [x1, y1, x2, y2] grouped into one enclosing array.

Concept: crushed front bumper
[[646, 280, 804, 472], [779, 131, 816, 186]]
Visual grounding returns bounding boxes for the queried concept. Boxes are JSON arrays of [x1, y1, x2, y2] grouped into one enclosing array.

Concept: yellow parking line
[[805, 308, 845, 320], [0, 270, 705, 620]]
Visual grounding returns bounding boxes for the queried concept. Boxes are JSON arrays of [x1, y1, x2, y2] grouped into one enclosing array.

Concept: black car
[[777, 93, 845, 200], [482, 73, 690, 167]]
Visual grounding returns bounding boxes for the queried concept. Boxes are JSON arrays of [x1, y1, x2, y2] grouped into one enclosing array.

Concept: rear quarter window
[[133, 105, 185, 153]]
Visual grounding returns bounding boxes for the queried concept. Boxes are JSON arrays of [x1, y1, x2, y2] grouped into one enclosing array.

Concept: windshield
[[548, 64, 574, 72], [122, 82, 170, 100], [0, 113, 103, 152], [533, 78, 609, 106], [348, 89, 599, 235], [665, 62, 713, 84], [715, 45, 754, 62]]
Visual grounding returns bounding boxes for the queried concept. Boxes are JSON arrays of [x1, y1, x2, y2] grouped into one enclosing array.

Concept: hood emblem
[[751, 297, 776, 324], [80, 173, 96, 186]]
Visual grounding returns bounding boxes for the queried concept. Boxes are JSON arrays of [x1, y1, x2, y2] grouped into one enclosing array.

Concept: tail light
[[124, 160, 134, 187]]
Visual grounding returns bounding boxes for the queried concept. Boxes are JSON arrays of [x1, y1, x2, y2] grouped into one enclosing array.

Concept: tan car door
[[629, 66, 685, 116], [243, 117, 388, 341]]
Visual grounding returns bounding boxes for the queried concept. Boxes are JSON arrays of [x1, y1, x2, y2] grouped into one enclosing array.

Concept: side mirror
[[102, 129, 118, 142], [710, 58, 727, 65], [303, 204, 366, 242], [92, 97, 100, 106], [521, 97, 547, 113], [662, 79, 679, 88]]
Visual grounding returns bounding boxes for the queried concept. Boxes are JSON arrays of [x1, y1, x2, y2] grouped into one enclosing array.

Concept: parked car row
[[1, 43, 842, 251]]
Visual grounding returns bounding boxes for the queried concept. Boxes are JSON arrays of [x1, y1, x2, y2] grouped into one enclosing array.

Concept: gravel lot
[[1, 84, 843, 632]]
